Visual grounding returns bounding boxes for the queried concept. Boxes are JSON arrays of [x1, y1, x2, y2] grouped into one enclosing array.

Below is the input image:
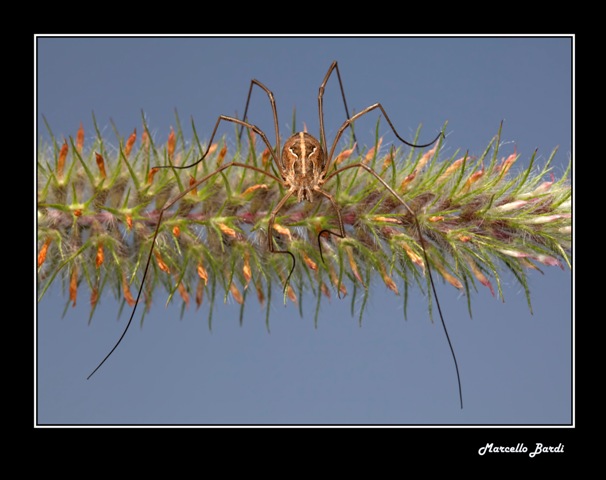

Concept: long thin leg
[[163, 115, 281, 173], [314, 190, 348, 299], [237, 79, 281, 162], [314, 189, 346, 264], [323, 162, 463, 409], [324, 103, 443, 177], [238, 62, 360, 161], [87, 159, 283, 379], [267, 189, 346, 294], [267, 188, 346, 294], [317, 61, 360, 156], [266, 189, 297, 291]]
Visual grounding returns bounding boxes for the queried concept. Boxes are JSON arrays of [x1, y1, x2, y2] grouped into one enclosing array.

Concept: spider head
[[282, 132, 326, 202]]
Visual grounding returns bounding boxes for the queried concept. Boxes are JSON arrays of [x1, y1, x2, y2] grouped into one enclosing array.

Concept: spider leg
[[324, 162, 463, 409], [162, 115, 281, 172], [88, 112, 289, 379], [314, 189, 346, 265], [238, 79, 281, 160], [87, 155, 282, 379], [323, 102, 443, 177], [266, 189, 299, 293], [318, 61, 360, 156], [239, 61, 361, 159], [313, 190, 348, 299]]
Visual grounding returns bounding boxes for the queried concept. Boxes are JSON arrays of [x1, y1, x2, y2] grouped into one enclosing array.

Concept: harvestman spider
[[87, 61, 463, 409]]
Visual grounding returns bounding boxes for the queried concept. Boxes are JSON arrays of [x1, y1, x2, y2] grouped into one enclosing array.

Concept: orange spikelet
[[147, 167, 159, 185], [261, 147, 271, 167], [242, 252, 252, 287], [197, 262, 208, 285], [434, 261, 463, 289], [497, 151, 517, 176], [76, 122, 84, 153], [382, 274, 399, 296], [277, 271, 297, 304], [401, 241, 424, 270], [363, 137, 383, 164], [255, 279, 265, 306], [196, 278, 204, 309], [189, 175, 198, 196], [334, 144, 357, 165], [216, 144, 227, 168], [38, 237, 51, 268], [417, 144, 438, 171], [69, 265, 78, 307], [177, 278, 190, 308], [167, 127, 176, 159], [400, 170, 417, 190], [286, 285, 297, 304], [230, 283, 244, 305], [428, 216, 444, 223], [328, 265, 347, 297], [141, 129, 149, 150], [218, 223, 236, 238], [154, 251, 170, 274], [463, 167, 484, 193], [248, 130, 257, 148], [302, 251, 318, 271], [273, 223, 292, 241], [172, 225, 181, 237], [125, 214, 133, 230], [124, 128, 137, 158], [73, 209, 83, 217], [242, 184, 268, 196], [378, 264, 399, 295], [95, 152, 107, 179], [207, 143, 219, 156], [346, 246, 365, 286], [122, 272, 136, 306], [437, 157, 465, 184], [57, 139, 68, 179], [90, 285, 99, 308], [467, 257, 495, 297], [382, 146, 395, 170], [95, 243, 104, 268], [320, 281, 331, 299]]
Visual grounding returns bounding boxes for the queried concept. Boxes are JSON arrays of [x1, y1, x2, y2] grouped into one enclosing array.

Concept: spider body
[[86, 61, 463, 410], [282, 132, 325, 203]]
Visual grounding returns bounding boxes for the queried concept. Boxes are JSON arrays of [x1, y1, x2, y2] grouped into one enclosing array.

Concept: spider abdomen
[[282, 132, 326, 202]]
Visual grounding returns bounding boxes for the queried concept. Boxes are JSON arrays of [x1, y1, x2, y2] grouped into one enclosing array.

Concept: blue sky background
[[36, 36, 573, 426]]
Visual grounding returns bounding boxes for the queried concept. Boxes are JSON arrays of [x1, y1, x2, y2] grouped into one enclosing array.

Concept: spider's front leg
[[87, 115, 283, 380]]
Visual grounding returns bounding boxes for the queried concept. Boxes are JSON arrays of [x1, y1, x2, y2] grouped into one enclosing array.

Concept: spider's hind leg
[[317, 228, 344, 265], [315, 189, 347, 266]]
